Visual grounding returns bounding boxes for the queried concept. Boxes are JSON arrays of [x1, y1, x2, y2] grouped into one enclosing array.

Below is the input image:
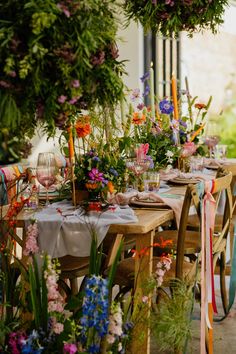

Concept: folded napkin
[[177, 172, 214, 181], [110, 191, 183, 229], [159, 169, 179, 181]]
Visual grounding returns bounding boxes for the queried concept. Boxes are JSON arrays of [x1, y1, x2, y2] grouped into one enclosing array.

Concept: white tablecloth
[[34, 201, 138, 258]]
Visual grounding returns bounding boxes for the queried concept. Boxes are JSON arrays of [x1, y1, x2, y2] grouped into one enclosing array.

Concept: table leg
[[131, 229, 155, 354]]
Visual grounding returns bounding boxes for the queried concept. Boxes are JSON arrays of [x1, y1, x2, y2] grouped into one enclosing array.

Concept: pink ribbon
[[200, 180, 217, 354]]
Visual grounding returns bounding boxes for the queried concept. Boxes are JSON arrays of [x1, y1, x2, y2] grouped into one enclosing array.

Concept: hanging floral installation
[[0, 0, 124, 163], [123, 0, 229, 36]]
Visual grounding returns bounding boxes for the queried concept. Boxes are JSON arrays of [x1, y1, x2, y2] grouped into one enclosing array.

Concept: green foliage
[[0, 0, 124, 139], [123, 0, 229, 36], [151, 279, 194, 353]]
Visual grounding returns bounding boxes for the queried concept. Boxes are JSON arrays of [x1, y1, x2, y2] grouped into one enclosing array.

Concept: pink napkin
[[109, 191, 183, 229]]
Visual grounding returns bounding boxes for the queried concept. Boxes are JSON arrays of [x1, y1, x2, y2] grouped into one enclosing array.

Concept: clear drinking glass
[[214, 144, 227, 160], [36, 152, 58, 206], [143, 172, 160, 192]]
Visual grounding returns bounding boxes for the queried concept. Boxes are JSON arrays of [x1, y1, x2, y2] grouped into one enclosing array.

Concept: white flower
[[166, 150, 174, 158]]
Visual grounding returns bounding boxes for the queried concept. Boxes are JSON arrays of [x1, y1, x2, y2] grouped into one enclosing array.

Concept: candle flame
[[151, 61, 153, 68]]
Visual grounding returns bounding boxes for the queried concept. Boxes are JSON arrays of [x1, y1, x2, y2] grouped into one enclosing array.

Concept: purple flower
[[146, 155, 154, 169], [140, 71, 150, 83], [58, 95, 67, 104], [71, 79, 80, 88], [130, 88, 140, 101], [159, 99, 174, 114], [68, 96, 79, 105], [88, 168, 104, 182], [92, 156, 101, 162], [179, 119, 187, 128], [143, 84, 150, 97], [91, 51, 105, 66], [137, 102, 145, 110]]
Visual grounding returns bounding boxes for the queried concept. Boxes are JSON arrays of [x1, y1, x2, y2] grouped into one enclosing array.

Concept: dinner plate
[[130, 198, 168, 208], [204, 164, 219, 170], [168, 177, 200, 185]]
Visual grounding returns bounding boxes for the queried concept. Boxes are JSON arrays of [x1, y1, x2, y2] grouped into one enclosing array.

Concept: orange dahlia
[[132, 112, 146, 125], [75, 115, 91, 138]]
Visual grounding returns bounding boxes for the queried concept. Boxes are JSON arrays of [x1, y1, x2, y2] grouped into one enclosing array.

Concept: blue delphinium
[[140, 71, 150, 83], [109, 167, 119, 177], [80, 275, 109, 353], [159, 99, 174, 115], [143, 84, 150, 97]]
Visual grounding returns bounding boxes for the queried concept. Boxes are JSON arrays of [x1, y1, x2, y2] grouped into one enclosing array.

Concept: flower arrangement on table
[[123, 0, 229, 36], [119, 70, 212, 171], [74, 148, 124, 203], [60, 111, 127, 205]]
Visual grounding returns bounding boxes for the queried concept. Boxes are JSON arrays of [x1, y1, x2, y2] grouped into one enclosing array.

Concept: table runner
[[33, 201, 138, 258]]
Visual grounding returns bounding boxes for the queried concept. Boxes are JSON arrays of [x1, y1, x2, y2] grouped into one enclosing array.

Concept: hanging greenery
[[0, 0, 125, 142], [123, 0, 229, 36]]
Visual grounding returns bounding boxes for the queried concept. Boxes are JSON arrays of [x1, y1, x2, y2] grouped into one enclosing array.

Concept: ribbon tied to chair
[[198, 180, 217, 354]]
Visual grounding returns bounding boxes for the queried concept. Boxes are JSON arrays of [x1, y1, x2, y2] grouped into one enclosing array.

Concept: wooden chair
[[186, 169, 233, 315], [114, 171, 232, 310]]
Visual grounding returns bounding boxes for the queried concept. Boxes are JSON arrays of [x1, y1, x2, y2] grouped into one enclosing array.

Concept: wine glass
[[36, 152, 58, 206], [203, 136, 220, 158]]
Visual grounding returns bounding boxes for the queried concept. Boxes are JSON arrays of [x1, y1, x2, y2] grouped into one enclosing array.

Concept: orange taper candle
[[171, 73, 179, 120], [68, 125, 75, 162]]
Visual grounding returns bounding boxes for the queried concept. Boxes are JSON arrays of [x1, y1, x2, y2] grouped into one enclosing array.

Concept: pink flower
[[57, 3, 71, 17], [23, 223, 39, 256], [142, 295, 149, 303], [88, 168, 104, 182], [181, 141, 197, 158], [136, 143, 149, 160], [52, 321, 64, 334], [64, 343, 78, 354], [58, 95, 67, 103], [71, 80, 80, 88]]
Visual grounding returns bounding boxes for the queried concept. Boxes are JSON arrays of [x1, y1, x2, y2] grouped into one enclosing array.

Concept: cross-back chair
[[186, 168, 233, 315]]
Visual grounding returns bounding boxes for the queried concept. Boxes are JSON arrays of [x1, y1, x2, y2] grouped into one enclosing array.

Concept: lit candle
[[171, 73, 179, 120], [68, 124, 75, 162], [149, 62, 155, 119]]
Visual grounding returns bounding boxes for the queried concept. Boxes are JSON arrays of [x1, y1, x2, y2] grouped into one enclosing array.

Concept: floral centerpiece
[[0, 0, 124, 144], [119, 72, 211, 171], [123, 0, 229, 36]]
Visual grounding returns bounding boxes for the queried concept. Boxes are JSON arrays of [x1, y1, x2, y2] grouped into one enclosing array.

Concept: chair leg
[[219, 250, 229, 315], [70, 277, 79, 295]]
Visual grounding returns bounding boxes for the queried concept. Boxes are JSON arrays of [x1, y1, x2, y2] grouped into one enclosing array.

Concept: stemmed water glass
[[36, 152, 58, 206], [203, 135, 220, 158]]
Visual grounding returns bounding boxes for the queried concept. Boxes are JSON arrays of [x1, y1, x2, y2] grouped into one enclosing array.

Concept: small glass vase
[[178, 157, 190, 173]]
